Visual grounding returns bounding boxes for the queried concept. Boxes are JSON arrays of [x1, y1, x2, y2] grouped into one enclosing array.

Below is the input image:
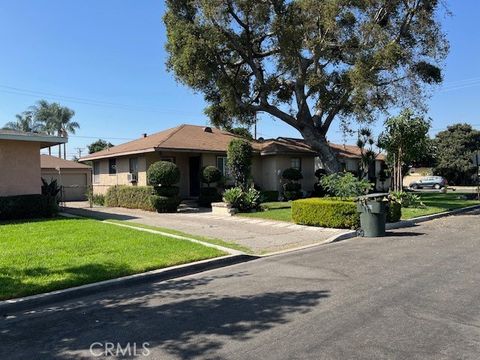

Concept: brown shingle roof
[[78, 124, 384, 161], [41, 155, 91, 169]]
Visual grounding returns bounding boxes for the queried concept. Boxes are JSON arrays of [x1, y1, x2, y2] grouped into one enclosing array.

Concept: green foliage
[[201, 166, 222, 187], [198, 187, 222, 207], [0, 194, 58, 220], [153, 186, 180, 197], [147, 161, 180, 187], [2, 111, 42, 132], [320, 172, 372, 199], [292, 198, 359, 229], [260, 191, 279, 203], [227, 139, 252, 189], [389, 191, 425, 208], [433, 123, 480, 185], [164, 0, 448, 173], [150, 195, 181, 213], [282, 168, 303, 181], [386, 201, 402, 223], [92, 194, 105, 206], [228, 127, 253, 140], [41, 178, 61, 198], [105, 186, 155, 211], [88, 139, 113, 154], [223, 186, 260, 211]]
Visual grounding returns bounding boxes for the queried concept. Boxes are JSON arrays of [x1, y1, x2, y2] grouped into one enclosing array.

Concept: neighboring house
[[0, 130, 66, 196], [41, 155, 92, 201], [79, 124, 317, 197], [79, 124, 390, 197]]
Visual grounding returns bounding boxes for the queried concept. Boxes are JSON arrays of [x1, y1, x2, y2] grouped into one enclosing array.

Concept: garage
[[41, 155, 92, 201]]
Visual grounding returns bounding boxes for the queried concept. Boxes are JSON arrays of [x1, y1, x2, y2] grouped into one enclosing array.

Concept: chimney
[[142, 133, 147, 138], [203, 127, 212, 133]]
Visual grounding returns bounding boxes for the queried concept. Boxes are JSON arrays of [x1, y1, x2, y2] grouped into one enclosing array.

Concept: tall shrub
[[199, 166, 222, 207], [227, 139, 252, 189], [281, 167, 303, 200], [320, 172, 372, 199], [147, 161, 181, 212]]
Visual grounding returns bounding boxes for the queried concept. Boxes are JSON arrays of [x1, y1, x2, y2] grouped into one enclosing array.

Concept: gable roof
[[0, 130, 66, 148], [41, 155, 91, 170]]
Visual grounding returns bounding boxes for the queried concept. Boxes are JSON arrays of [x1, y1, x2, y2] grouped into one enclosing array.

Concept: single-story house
[[0, 130, 66, 196], [41, 155, 92, 201], [79, 124, 389, 197]]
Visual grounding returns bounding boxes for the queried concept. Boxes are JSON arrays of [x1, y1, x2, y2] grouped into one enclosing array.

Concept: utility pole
[[74, 147, 83, 160]]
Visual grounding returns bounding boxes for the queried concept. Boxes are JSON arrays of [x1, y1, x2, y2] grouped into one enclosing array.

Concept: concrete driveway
[[2, 210, 479, 359], [63, 203, 347, 254]]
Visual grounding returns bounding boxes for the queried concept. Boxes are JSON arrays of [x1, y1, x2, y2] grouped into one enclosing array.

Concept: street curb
[[0, 254, 256, 315], [386, 203, 480, 230]]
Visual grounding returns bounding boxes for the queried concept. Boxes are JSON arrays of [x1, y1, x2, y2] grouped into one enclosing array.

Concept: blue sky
[[0, 0, 479, 159]]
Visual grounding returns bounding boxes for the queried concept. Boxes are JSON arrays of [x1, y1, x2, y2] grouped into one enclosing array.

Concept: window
[[291, 157, 301, 170], [217, 156, 229, 177], [93, 161, 100, 184], [108, 158, 117, 175], [129, 158, 138, 174]]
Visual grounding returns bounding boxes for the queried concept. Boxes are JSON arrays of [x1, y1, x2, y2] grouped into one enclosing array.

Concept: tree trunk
[[58, 144, 61, 158], [64, 143, 67, 160], [300, 127, 341, 173], [48, 147, 51, 156]]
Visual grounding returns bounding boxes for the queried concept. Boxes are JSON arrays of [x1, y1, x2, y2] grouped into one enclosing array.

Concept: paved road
[[2, 212, 480, 359]]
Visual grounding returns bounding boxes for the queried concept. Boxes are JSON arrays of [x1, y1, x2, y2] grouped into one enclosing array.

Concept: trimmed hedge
[[154, 186, 180, 197], [292, 198, 360, 229], [150, 195, 181, 213], [105, 186, 155, 211], [387, 201, 402, 223], [0, 194, 58, 220]]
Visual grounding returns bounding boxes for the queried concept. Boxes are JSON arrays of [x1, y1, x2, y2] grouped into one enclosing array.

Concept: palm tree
[[2, 111, 41, 132], [32, 100, 79, 158]]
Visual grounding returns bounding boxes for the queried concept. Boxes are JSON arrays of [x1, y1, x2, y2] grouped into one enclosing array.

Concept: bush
[[389, 191, 424, 208], [201, 166, 222, 186], [282, 168, 303, 181], [147, 161, 180, 186], [312, 169, 328, 197], [105, 186, 155, 211], [223, 186, 260, 211], [153, 186, 179, 197], [292, 198, 360, 229], [198, 187, 222, 207], [41, 178, 61, 199], [320, 172, 372, 199], [227, 139, 252, 188], [386, 201, 402, 223], [260, 190, 279, 202], [150, 195, 181, 213], [0, 194, 58, 220], [90, 194, 105, 206]]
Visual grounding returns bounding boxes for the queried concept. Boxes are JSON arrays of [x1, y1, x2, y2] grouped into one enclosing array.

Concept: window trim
[[129, 157, 139, 174], [291, 157, 302, 171], [216, 156, 229, 177], [93, 161, 100, 184]]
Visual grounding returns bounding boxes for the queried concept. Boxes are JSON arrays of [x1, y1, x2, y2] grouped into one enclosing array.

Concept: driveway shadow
[[384, 231, 425, 237]]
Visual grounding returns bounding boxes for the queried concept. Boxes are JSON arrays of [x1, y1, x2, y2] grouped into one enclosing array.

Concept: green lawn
[[237, 193, 480, 223], [0, 218, 225, 300], [106, 220, 253, 254], [401, 192, 480, 219]]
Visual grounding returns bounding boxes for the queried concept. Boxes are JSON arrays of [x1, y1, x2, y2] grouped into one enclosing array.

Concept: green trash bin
[[356, 193, 388, 237]]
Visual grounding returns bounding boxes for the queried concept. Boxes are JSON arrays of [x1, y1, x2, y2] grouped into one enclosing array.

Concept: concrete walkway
[[63, 202, 347, 254]]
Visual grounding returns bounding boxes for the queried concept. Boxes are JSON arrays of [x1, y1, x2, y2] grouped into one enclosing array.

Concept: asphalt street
[[1, 211, 479, 359]]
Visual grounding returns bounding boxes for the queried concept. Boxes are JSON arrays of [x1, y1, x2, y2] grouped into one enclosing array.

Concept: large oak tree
[[164, 0, 448, 172]]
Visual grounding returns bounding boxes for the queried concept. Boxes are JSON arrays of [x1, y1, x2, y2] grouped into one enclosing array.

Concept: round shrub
[[284, 182, 301, 191], [201, 166, 222, 186], [154, 186, 179, 197], [150, 195, 181, 213], [315, 168, 327, 179], [147, 161, 180, 186], [282, 168, 303, 181]]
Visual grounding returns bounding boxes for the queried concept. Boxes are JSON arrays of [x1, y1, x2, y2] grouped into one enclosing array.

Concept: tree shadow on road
[[1, 272, 330, 359]]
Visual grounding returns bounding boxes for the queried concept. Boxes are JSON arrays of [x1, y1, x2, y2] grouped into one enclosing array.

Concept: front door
[[189, 156, 201, 197]]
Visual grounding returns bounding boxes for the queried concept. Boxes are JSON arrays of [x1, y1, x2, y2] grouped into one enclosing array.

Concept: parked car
[[409, 176, 447, 190]]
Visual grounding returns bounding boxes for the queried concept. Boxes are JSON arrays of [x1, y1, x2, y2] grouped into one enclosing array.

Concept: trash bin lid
[[356, 193, 389, 201]]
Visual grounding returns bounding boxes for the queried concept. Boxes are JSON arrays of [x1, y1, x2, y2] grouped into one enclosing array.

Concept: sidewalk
[[63, 202, 348, 254]]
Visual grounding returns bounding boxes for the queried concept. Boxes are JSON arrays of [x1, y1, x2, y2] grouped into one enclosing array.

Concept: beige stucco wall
[[91, 150, 317, 197], [0, 140, 42, 196]]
